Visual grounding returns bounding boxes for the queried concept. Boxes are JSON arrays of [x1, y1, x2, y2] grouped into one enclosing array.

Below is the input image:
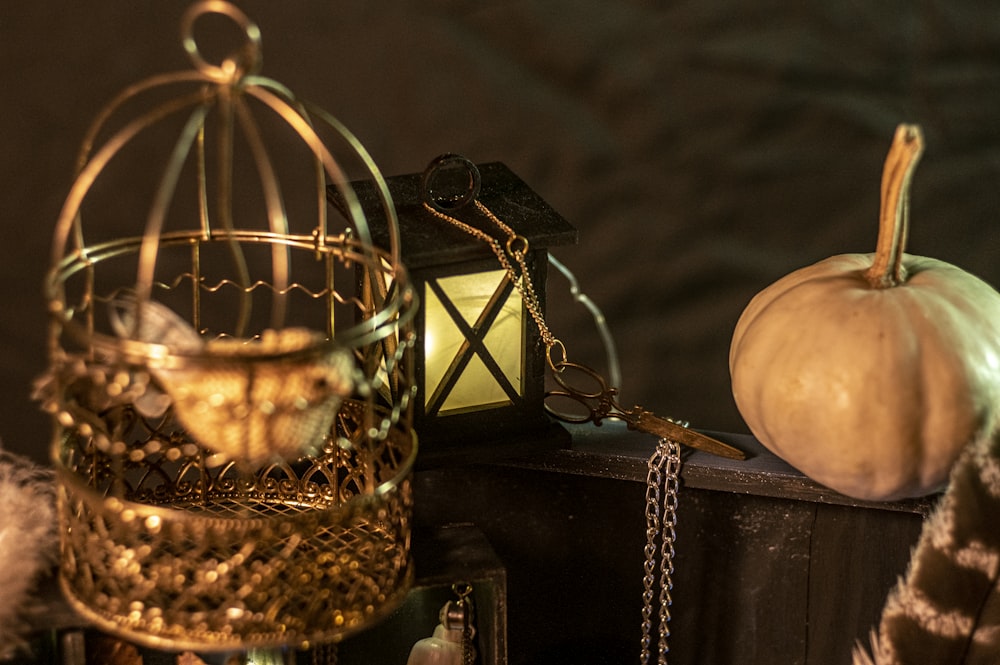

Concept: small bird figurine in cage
[[108, 293, 357, 466]]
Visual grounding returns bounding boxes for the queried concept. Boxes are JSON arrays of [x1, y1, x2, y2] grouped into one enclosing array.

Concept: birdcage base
[[53, 401, 416, 652]]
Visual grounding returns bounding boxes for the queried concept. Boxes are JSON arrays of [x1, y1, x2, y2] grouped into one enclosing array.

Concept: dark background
[[4, 1, 1000, 463]]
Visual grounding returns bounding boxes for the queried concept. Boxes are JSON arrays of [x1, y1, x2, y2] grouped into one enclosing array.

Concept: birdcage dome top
[[45, 0, 410, 361]]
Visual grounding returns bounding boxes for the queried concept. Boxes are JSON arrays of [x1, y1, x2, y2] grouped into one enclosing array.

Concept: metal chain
[[640, 444, 663, 664], [641, 437, 682, 665], [463, 623, 476, 665], [422, 200, 560, 355], [453, 582, 477, 665]]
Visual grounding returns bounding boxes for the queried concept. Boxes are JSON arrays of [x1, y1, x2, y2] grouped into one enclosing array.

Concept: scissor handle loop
[[543, 390, 598, 424], [549, 360, 609, 400]]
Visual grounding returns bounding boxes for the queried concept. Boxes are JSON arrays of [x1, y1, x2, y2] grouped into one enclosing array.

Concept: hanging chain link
[[451, 582, 477, 665], [640, 446, 663, 664], [641, 437, 682, 665], [422, 200, 561, 357]]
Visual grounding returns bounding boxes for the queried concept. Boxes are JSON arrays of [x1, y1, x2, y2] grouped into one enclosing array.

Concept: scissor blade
[[629, 410, 746, 460]]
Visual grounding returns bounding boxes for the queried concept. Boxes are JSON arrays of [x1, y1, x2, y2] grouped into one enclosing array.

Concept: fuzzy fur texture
[[0, 446, 58, 660], [853, 429, 1000, 664]]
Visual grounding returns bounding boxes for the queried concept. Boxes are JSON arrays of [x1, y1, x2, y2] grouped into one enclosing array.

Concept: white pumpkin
[[729, 124, 1000, 501]]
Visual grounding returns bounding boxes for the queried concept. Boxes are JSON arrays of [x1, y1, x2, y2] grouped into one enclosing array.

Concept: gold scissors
[[545, 360, 746, 460]]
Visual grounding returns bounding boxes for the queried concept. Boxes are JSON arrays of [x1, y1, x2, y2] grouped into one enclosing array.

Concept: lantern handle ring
[[421, 153, 482, 213]]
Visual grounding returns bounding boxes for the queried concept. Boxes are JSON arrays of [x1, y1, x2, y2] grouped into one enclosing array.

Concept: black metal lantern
[[333, 158, 576, 462]]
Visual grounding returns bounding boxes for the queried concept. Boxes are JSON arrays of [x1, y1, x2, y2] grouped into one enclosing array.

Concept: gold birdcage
[[38, 1, 417, 651]]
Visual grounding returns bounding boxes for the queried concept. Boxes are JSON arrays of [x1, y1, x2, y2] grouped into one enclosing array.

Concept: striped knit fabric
[[854, 429, 1000, 664]]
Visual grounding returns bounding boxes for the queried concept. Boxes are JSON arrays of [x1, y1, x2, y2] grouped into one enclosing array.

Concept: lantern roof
[[333, 161, 578, 270]]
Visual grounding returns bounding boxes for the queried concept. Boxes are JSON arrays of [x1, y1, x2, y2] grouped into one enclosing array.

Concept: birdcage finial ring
[[181, 0, 262, 83]]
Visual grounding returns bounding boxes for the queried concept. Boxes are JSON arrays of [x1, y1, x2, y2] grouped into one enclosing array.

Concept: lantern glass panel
[[424, 269, 524, 414]]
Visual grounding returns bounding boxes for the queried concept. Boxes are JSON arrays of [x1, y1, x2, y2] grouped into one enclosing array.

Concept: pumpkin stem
[[865, 124, 925, 289]]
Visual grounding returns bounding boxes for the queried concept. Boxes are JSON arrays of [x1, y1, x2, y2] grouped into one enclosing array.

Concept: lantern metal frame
[[334, 160, 577, 463]]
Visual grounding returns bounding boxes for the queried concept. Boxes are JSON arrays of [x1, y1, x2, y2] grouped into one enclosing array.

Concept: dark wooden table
[[413, 421, 930, 665]]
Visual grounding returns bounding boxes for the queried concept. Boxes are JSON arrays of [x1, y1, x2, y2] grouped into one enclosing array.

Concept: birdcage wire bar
[[39, 1, 418, 651]]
